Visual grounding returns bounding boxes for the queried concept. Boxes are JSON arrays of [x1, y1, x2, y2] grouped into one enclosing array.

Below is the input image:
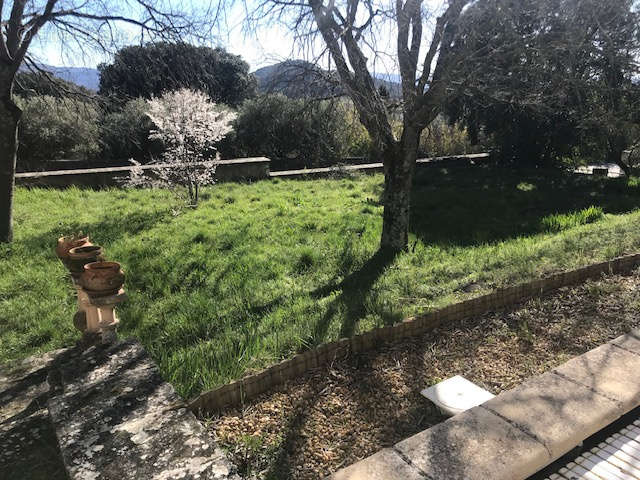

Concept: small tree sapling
[[128, 88, 236, 206]]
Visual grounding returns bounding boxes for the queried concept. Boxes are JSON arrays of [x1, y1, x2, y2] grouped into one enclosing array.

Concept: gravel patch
[[208, 271, 640, 480]]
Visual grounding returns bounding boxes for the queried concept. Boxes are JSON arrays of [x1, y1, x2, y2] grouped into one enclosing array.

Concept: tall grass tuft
[[541, 206, 604, 232]]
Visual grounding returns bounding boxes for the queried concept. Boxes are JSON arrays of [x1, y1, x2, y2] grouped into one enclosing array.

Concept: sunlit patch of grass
[[540, 206, 604, 232], [517, 181, 536, 192]]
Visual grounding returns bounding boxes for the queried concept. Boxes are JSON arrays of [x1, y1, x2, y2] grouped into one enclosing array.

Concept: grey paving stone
[[48, 340, 239, 480], [326, 448, 424, 480], [611, 331, 640, 356], [553, 342, 640, 413], [394, 405, 551, 480], [481, 371, 621, 459]]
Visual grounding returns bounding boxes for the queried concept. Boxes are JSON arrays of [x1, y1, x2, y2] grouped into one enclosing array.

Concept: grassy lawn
[[2, 164, 640, 398]]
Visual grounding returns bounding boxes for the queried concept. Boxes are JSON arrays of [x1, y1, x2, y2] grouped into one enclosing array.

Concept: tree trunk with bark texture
[[380, 126, 420, 251], [0, 72, 21, 243]]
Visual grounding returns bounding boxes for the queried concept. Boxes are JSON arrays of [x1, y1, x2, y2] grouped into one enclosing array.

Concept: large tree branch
[[309, 0, 394, 149], [412, 0, 468, 128], [6, 0, 27, 57], [0, 0, 11, 62], [14, 0, 58, 67], [396, 0, 421, 110]]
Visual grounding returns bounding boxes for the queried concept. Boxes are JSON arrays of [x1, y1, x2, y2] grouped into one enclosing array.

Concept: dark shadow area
[[262, 395, 319, 479], [0, 354, 69, 480], [410, 165, 640, 247]]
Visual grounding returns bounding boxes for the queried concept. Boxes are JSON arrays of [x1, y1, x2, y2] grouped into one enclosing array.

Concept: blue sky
[[28, 0, 444, 74], [29, 1, 312, 71]]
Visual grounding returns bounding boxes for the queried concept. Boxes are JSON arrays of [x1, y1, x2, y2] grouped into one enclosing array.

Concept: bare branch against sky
[[25, 0, 448, 72], [17, 0, 220, 68]]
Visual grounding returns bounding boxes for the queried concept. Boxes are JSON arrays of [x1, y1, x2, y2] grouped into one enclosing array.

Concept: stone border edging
[[327, 330, 640, 480], [189, 252, 640, 414]]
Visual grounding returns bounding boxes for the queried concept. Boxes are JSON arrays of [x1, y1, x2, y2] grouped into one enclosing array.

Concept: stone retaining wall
[[189, 252, 640, 414], [15, 153, 490, 187], [270, 153, 491, 178], [48, 340, 240, 480], [15, 157, 271, 188]]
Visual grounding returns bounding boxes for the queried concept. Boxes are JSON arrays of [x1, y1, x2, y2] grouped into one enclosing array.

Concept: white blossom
[[125, 88, 236, 206]]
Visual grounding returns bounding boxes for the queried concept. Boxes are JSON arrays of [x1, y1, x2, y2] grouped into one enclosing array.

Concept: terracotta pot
[[67, 245, 104, 275], [80, 261, 125, 297], [55, 235, 90, 260]]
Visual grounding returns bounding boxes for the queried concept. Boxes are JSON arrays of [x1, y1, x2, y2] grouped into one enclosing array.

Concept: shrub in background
[[222, 94, 368, 170], [17, 95, 100, 170], [419, 116, 476, 157], [334, 101, 372, 158], [100, 98, 160, 162]]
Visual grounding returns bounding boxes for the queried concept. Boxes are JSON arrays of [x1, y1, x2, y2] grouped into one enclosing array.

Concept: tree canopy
[[98, 42, 256, 106], [446, 0, 640, 170]]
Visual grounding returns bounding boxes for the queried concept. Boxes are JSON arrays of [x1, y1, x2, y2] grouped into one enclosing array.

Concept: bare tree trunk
[[380, 126, 420, 251], [0, 78, 21, 243]]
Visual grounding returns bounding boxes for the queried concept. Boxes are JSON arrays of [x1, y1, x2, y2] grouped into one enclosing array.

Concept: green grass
[[540, 205, 604, 232], [3, 165, 640, 398]]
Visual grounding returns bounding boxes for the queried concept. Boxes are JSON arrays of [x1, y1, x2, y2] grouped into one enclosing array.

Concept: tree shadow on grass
[[310, 249, 398, 344]]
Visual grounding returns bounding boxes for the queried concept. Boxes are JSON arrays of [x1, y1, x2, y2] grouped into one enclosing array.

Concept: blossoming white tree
[[129, 88, 236, 206]]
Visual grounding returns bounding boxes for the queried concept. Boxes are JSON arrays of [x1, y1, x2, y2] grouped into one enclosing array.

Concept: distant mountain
[[25, 61, 402, 98], [253, 60, 340, 98], [253, 60, 401, 99], [21, 65, 100, 91]]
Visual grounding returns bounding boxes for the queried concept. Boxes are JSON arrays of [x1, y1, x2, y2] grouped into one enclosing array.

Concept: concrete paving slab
[[611, 332, 640, 356], [553, 342, 640, 412], [394, 405, 551, 480], [481, 371, 621, 459], [326, 448, 424, 480]]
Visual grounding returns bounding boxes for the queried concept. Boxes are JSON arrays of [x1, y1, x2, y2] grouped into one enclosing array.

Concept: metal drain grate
[[546, 420, 640, 480]]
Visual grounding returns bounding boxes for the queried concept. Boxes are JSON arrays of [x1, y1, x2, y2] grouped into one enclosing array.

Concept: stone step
[[47, 339, 239, 480]]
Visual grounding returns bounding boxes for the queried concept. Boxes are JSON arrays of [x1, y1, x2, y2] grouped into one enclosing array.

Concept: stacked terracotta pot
[[55, 235, 125, 297]]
